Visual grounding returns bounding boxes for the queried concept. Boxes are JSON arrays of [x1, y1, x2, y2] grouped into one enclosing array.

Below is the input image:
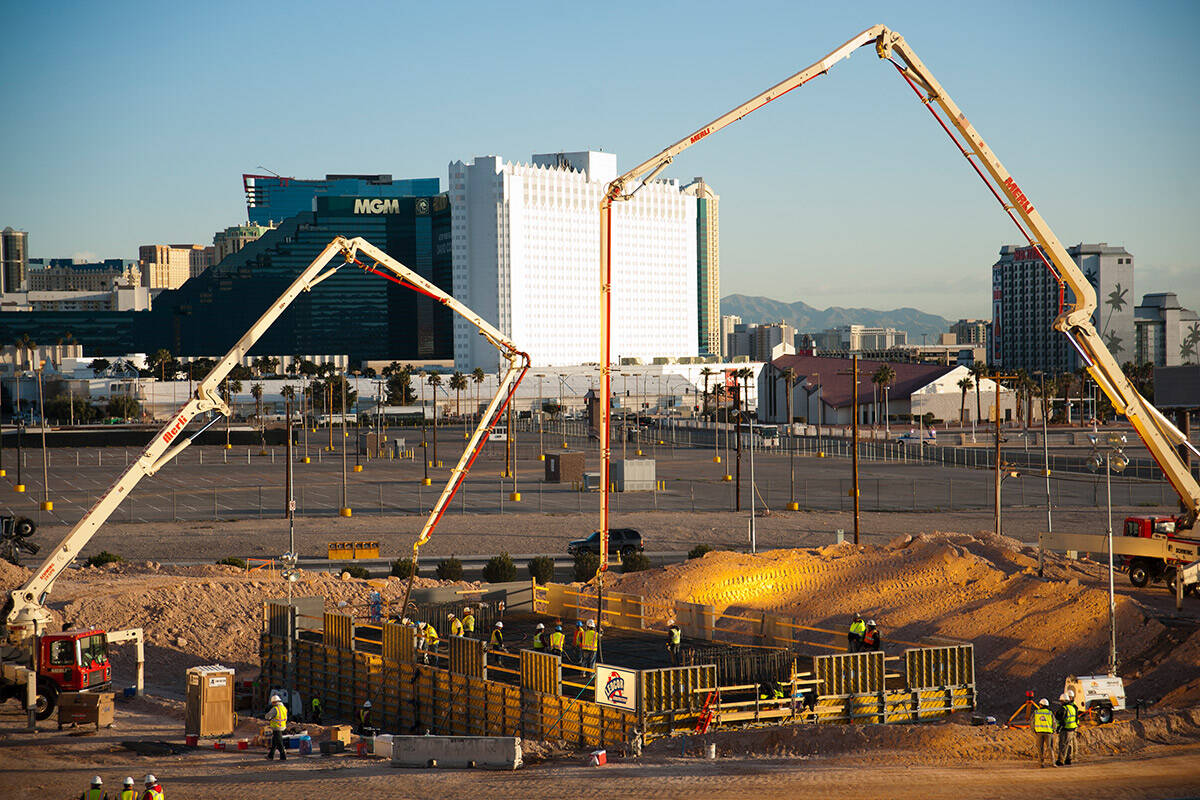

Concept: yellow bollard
[[40, 500, 53, 511], [721, 474, 732, 482], [509, 492, 522, 502], [635, 449, 642, 456], [224, 443, 233, 450], [14, 484, 25, 493], [538, 454, 546, 461], [353, 464, 363, 473], [422, 477, 432, 486], [713, 455, 721, 463], [301, 457, 311, 464], [787, 502, 800, 511], [0, 468, 6, 476], [339, 507, 352, 518]]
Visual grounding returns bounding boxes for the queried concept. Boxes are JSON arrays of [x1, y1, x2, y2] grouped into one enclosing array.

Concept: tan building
[[26, 259, 140, 292], [213, 222, 274, 265], [139, 244, 214, 289]]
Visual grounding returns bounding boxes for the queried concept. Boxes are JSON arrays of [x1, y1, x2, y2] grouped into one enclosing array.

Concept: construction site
[[3, 22, 1200, 800]]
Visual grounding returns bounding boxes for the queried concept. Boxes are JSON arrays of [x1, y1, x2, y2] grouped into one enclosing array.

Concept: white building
[[448, 151, 697, 369]]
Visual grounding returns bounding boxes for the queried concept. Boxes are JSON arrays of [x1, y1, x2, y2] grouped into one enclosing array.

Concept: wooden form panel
[[520, 650, 562, 696], [324, 612, 353, 651], [382, 622, 416, 664], [814, 651, 885, 696], [641, 665, 715, 715], [905, 645, 975, 690], [448, 635, 487, 678]]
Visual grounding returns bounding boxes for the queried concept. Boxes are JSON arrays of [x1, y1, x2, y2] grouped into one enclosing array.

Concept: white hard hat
[[418, 621, 427, 628], [463, 607, 473, 614], [495, 620, 503, 628], [1067, 690, 1076, 699], [144, 775, 157, 785], [587, 619, 596, 628], [447, 612, 455, 619], [867, 620, 877, 627], [536, 623, 545, 630], [124, 778, 134, 786], [270, 694, 281, 703], [363, 700, 372, 708], [92, 776, 103, 785], [1039, 698, 1049, 707], [337, 600, 348, 607]]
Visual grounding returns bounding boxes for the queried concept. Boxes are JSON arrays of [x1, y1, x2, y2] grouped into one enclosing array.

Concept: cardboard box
[[330, 724, 352, 745], [185, 665, 235, 737], [57, 692, 114, 730]]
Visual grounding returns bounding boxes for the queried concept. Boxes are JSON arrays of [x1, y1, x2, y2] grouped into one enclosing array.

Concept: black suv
[[568, 528, 643, 557]]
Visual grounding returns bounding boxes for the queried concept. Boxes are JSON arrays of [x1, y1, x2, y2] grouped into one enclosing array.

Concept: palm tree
[[957, 376, 973, 424], [875, 364, 895, 432], [779, 367, 797, 427], [15, 333, 35, 371], [968, 361, 987, 425], [1181, 322, 1200, 365], [471, 367, 486, 426], [88, 358, 111, 377], [699, 367, 715, 419], [251, 383, 264, 428], [449, 371, 468, 419]]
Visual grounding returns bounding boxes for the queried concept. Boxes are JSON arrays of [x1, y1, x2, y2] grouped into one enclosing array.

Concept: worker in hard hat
[[448, 611, 464, 638], [143, 775, 163, 800], [572, 619, 585, 659], [489, 620, 505, 651], [666, 620, 682, 665], [265, 694, 288, 761], [549, 623, 565, 657], [1031, 698, 1056, 767], [1056, 690, 1079, 766], [462, 607, 475, 637], [861, 620, 881, 652], [81, 775, 107, 800], [847, 613, 866, 653], [422, 621, 440, 660], [358, 699, 374, 734], [533, 622, 546, 650], [581, 619, 599, 668], [118, 776, 137, 800], [310, 694, 323, 725]]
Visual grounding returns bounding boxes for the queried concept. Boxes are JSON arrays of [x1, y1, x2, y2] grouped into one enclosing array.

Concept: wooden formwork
[[813, 651, 885, 696], [382, 621, 416, 664], [323, 612, 352, 651], [448, 635, 487, 678], [905, 645, 975, 690], [520, 650, 562, 696]]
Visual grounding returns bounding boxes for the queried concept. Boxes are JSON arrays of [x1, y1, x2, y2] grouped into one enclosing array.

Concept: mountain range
[[720, 294, 953, 345]]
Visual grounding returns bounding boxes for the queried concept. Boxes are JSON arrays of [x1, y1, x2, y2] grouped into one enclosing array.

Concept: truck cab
[[1123, 516, 1200, 593], [2, 628, 111, 719]]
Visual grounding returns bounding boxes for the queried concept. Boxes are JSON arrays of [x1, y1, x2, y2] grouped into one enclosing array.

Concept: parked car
[[568, 528, 644, 557]]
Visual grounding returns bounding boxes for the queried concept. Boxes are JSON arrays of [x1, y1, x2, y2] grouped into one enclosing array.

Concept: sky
[[2, 0, 1198, 321]]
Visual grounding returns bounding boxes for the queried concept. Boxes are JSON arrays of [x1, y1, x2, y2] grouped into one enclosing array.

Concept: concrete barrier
[[390, 735, 522, 769]]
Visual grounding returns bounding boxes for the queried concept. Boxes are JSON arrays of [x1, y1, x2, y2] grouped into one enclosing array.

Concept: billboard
[[594, 664, 638, 712]]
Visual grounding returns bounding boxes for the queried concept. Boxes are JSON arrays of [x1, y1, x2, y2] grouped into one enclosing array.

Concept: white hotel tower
[[448, 151, 698, 368]]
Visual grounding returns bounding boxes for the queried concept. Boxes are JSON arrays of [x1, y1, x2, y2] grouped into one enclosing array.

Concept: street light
[[36, 361, 51, 511], [1089, 433, 1128, 677]]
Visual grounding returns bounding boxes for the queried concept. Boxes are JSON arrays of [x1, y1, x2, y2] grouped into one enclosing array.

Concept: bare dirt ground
[[3, 510, 1199, 798]]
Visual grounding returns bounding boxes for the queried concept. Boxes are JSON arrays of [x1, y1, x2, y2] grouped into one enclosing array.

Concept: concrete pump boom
[[597, 25, 1200, 576], [5, 236, 528, 642]]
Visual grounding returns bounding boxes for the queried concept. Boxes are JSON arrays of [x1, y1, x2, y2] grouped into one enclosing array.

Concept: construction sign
[[594, 664, 639, 712]]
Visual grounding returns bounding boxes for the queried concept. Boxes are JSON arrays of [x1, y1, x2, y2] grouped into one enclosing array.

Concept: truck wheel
[[24, 680, 58, 721], [1094, 702, 1114, 724], [1128, 560, 1151, 588]]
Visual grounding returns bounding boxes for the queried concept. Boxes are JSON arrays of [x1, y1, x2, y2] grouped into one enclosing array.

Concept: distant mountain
[[720, 294, 953, 345]]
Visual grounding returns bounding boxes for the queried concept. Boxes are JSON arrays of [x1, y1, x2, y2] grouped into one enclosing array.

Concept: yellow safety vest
[[549, 631, 565, 650], [533, 633, 544, 650], [1062, 702, 1078, 731], [120, 790, 139, 800], [424, 629, 440, 648], [450, 618, 463, 637], [87, 788, 104, 800], [669, 627, 681, 645], [582, 629, 598, 652], [145, 786, 164, 800], [268, 702, 288, 731], [490, 628, 503, 646], [463, 614, 475, 633], [849, 620, 866, 637], [1032, 708, 1054, 734]]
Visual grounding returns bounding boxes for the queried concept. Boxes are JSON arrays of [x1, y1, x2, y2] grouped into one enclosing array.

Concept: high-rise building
[[720, 314, 741, 360], [990, 242, 1134, 373], [1, 227, 29, 293], [26, 259, 140, 291], [1134, 292, 1200, 366], [138, 244, 214, 289], [213, 222, 275, 266], [448, 151, 697, 368], [950, 318, 989, 352], [816, 325, 907, 352], [681, 177, 720, 356], [242, 173, 440, 227]]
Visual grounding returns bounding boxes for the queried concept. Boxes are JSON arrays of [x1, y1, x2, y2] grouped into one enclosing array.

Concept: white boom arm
[[599, 25, 1200, 554], [6, 237, 528, 641]]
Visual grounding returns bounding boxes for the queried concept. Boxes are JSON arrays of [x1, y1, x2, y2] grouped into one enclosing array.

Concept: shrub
[[85, 550, 122, 568], [621, 552, 651, 574], [573, 551, 600, 582], [435, 557, 464, 581], [482, 552, 517, 583], [527, 556, 556, 584], [217, 556, 246, 569], [390, 558, 418, 579], [342, 565, 370, 580], [687, 544, 714, 560]]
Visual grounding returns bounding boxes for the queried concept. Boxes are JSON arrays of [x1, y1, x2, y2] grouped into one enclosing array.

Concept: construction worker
[[265, 694, 288, 761], [310, 695, 323, 725], [358, 700, 374, 734], [462, 607, 475, 637], [81, 775, 107, 800], [448, 611, 464, 637], [573, 620, 585, 656], [581, 619, 598, 668], [549, 624, 565, 657], [1056, 690, 1079, 766], [422, 621, 440, 656], [142, 775, 163, 800], [1031, 698, 1056, 767], [533, 622, 546, 650], [862, 620, 881, 651], [666, 620, 682, 665], [490, 620, 505, 651], [847, 613, 866, 653], [118, 777, 138, 800]]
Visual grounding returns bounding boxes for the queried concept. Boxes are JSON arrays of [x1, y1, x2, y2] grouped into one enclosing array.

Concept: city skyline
[[2, 1, 1198, 320]]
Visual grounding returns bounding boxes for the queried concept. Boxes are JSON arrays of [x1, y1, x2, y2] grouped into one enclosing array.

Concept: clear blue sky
[[2, 0, 1197, 320]]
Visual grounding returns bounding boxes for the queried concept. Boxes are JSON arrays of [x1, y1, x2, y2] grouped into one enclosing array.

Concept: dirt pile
[[604, 531, 1199, 711]]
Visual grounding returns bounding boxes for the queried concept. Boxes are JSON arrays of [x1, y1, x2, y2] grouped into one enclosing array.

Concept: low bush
[[85, 551, 122, 568], [527, 556, 556, 583], [482, 552, 517, 583], [573, 551, 600, 582], [390, 558, 418, 579], [687, 544, 714, 560], [620, 552, 651, 573], [436, 557, 464, 581], [342, 565, 371, 580], [217, 556, 247, 569]]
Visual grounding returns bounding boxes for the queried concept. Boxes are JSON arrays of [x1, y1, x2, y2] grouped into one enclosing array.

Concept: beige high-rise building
[[681, 178, 720, 356], [213, 222, 275, 265], [139, 244, 214, 288]]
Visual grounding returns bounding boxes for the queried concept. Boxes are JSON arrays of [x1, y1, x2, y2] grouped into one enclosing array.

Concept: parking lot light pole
[[1090, 433, 1128, 676], [37, 361, 51, 510]]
